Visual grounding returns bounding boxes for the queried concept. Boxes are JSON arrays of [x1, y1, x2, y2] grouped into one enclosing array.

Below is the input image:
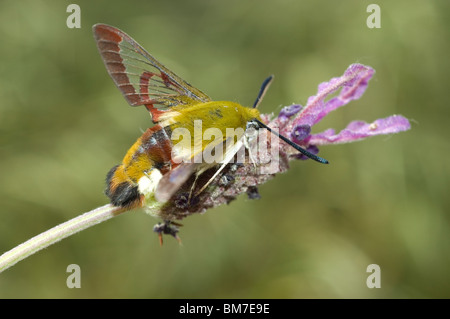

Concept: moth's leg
[[187, 172, 201, 204], [194, 138, 245, 196], [194, 161, 228, 197], [244, 135, 258, 168], [153, 220, 182, 246]]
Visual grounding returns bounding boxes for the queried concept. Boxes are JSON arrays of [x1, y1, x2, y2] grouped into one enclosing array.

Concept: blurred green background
[[0, 0, 449, 298]]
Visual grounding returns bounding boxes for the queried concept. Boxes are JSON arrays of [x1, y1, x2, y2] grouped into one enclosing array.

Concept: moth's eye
[[246, 120, 259, 131]]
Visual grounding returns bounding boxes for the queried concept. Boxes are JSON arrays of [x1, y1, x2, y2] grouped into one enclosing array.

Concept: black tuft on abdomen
[[105, 164, 142, 208]]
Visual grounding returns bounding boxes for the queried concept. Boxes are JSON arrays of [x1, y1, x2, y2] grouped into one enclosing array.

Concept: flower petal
[[291, 124, 311, 143], [308, 115, 411, 145], [294, 64, 375, 127], [278, 104, 302, 121]]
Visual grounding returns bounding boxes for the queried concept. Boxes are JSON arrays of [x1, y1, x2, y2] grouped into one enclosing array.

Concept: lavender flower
[[276, 63, 410, 157], [159, 63, 411, 222]]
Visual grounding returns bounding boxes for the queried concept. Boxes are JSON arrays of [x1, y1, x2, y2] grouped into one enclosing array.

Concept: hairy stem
[[0, 204, 127, 274]]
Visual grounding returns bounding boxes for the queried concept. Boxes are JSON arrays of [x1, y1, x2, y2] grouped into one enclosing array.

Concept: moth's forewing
[[93, 24, 211, 122]]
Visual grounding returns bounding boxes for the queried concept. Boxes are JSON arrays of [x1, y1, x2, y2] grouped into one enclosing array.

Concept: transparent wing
[[93, 24, 211, 121]]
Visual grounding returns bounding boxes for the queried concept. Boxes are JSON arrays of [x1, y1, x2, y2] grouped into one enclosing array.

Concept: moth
[[93, 24, 328, 242]]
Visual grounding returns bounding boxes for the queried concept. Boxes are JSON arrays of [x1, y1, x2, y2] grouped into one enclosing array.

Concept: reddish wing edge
[[92, 24, 210, 122], [93, 24, 217, 203]]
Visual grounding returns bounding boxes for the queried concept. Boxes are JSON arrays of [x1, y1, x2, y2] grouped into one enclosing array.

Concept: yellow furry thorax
[[159, 101, 261, 133]]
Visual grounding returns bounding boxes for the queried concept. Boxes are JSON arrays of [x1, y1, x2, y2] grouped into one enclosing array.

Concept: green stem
[[0, 204, 127, 274]]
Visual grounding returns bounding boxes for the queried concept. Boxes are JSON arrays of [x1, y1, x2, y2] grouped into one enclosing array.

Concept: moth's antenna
[[251, 75, 328, 164], [253, 75, 274, 109], [255, 119, 329, 164]]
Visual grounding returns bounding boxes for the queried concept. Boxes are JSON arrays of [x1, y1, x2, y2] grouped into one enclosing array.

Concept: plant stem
[[0, 204, 127, 274]]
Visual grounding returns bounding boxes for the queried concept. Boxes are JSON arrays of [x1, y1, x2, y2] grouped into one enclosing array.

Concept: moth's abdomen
[[105, 164, 143, 208], [105, 125, 173, 208]]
